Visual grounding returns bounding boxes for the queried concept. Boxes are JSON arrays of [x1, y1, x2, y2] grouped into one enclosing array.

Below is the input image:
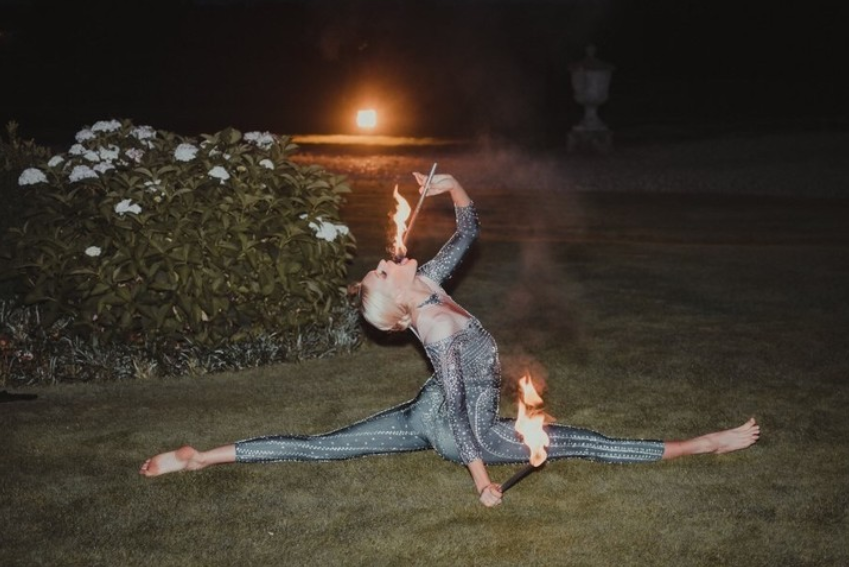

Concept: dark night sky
[[1, 0, 847, 145]]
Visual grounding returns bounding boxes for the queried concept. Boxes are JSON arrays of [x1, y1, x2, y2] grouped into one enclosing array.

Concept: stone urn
[[568, 44, 615, 153]]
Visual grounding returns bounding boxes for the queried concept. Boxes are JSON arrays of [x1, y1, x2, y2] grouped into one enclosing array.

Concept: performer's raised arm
[[414, 173, 479, 287]]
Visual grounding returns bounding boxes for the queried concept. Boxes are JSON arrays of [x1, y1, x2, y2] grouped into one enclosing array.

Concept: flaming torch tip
[[389, 184, 412, 261], [501, 373, 553, 493], [389, 163, 437, 262]]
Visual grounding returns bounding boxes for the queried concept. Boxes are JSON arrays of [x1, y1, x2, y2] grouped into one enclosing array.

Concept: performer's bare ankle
[[181, 446, 207, 471]]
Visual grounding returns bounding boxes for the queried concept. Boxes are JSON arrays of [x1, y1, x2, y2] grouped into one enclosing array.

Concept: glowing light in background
[[356, 109, 377, 129]]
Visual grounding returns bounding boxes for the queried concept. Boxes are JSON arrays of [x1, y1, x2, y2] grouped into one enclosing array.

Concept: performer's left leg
[[475, 420, 665, 465], [473, 418, 759, 466], [545, 423, 665, 463], [660, 417, 760, 459]]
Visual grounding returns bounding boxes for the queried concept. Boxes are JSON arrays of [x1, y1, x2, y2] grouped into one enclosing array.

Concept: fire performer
[[140, 173, 760, 508]]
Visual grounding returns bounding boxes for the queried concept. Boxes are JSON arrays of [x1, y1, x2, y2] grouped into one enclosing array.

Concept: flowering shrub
[[3, 120, 359, 361]]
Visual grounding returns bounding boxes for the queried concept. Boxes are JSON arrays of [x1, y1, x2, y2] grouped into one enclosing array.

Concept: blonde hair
[[358, 280, 412, 332]]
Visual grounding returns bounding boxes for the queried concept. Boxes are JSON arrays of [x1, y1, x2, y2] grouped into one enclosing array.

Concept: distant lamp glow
[[356, 109, 377, 129]]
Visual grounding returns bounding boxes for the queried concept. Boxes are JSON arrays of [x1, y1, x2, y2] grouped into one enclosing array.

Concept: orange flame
[[390, 184, 411, 259], [514, 374, 551, 467]]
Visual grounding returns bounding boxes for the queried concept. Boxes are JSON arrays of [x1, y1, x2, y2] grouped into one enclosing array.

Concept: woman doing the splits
[[141, 173, 759, 508]]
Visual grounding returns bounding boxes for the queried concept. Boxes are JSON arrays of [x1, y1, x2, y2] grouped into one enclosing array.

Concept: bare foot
[[139, 445, 203, 477], [700, 417, 760, 454]]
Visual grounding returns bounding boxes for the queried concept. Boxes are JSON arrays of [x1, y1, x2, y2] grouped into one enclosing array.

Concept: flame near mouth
[[390, 184, 411, 259]]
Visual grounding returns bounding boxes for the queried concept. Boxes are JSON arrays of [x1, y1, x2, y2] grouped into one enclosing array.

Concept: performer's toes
[[139, 459, 151, 475], [711, 419, 760, 454]]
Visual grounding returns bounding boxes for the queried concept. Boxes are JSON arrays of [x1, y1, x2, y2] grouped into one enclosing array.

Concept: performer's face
[[363, 258, 417, 297]]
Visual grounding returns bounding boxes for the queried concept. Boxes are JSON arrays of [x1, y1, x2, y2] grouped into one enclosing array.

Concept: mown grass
[[3, 154, 849, 567]]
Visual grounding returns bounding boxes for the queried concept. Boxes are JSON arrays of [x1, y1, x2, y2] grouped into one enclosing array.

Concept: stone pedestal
[[567, 129, 613, 154], [568, 45, 614, 154]]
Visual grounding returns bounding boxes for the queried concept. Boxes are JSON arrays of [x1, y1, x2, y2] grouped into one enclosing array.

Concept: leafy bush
[[1, 297, 361, 386], [0, 122, 51, 277], [0, 119, 361, 384], [0, 121, 51, 172]]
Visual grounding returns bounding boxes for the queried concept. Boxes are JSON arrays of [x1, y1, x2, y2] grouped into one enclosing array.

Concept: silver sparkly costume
[[236, 203, 664, 465]]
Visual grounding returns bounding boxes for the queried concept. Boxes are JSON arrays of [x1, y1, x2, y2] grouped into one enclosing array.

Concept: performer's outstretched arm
[[415, 174, 479, 287]]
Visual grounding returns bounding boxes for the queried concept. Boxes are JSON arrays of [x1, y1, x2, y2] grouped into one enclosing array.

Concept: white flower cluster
[[174, 143, 198, 162], [244, 131, 275, 149], [98, 145, 120, 161], [75, 129, 96, 143], [144, 179, 162, 192], [84, 246, 102, 257], [125, 148, 144, 163], [114, 199, 142, 216], [18, 168, 47, 186], [55, 122, 156, 177], [131, 125, 156, 148], [91, 120, 122, 133], [69, 165, 98, 183], [300, 214, 350, 242], [60, 125, 131, 184], [22, 120, 289, 232], [208, 166, 230, 183]]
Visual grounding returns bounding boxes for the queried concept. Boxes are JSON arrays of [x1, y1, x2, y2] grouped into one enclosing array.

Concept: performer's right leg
[[235, 399, 431, 463], [140, 400, 431, 476]]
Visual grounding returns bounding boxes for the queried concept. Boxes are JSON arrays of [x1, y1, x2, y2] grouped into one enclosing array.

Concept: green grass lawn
[[3, 156, 849, 566]]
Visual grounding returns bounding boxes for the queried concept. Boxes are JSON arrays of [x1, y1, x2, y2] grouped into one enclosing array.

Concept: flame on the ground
[[514, 374, 551, 467], [390, 185, 411, 259]]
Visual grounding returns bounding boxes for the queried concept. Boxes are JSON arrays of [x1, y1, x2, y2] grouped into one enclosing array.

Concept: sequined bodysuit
[[236, 203, 664, 466]]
